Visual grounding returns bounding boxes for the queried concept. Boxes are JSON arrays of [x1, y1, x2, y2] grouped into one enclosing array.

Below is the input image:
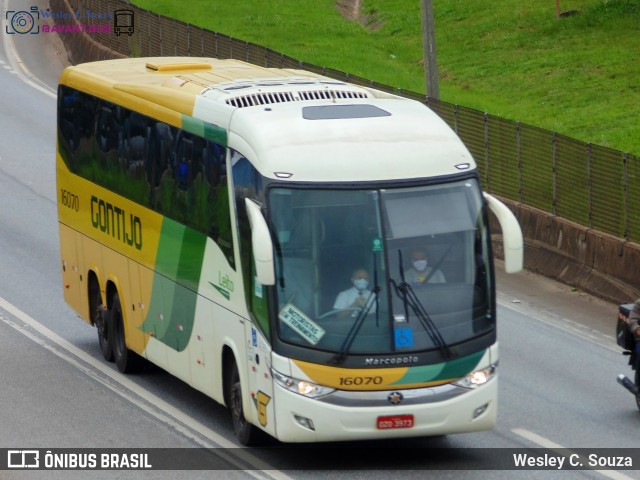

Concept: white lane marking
[[503, 299, 635, 479], [0, 296, 294, 480], [512, 428, 635, 480]]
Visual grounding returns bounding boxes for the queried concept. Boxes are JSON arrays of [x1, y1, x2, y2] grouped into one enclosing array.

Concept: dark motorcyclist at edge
[[616, 299, 640, 409]]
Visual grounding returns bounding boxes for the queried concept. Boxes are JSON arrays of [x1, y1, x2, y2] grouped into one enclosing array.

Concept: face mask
[[413, 260, 428, 271], [353, 279, 369, 291]]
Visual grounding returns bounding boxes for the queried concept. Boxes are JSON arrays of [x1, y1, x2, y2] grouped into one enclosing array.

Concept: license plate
[[376, 414, 414, 429]]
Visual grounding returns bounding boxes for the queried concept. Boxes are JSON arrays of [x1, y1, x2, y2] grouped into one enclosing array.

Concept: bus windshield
[[269, 178, 494, 358]]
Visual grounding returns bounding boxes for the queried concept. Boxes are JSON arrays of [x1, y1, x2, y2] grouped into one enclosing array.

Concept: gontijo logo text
[[91, 195, 143, 250]]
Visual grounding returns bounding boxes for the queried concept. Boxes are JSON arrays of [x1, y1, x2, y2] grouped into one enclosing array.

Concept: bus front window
[[269, 179, 494, 360], [381, 179, 494, 353]]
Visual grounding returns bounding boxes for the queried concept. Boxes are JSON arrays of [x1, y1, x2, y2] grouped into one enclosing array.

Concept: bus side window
[[203, 141, 234, 267], [147, 122, 173, 191], [231, 151, 269, 337], [57, 86, 235, 268], [58, 86, 79, 157]]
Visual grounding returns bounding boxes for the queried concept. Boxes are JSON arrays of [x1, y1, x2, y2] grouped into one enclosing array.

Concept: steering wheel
[[318, 308, 361, 319]]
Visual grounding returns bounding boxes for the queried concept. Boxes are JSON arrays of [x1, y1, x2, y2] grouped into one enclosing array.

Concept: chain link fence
[[53, 0, 640, 243]]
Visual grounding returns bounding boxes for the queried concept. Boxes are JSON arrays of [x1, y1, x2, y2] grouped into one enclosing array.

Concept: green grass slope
[[131, 0, 640, 155]]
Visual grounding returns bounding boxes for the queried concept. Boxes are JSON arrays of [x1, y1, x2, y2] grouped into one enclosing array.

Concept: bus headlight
[[453, 365, 496, 389], [272, 370, 335, 398]]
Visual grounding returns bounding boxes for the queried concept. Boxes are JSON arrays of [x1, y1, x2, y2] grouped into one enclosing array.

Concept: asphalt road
[[0, 4, 638, 479]]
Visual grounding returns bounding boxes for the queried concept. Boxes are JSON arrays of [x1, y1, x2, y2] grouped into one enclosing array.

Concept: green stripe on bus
[[140, 218, 207, 352], [391, 349, 485, 385], [182, 115, 227, 146]]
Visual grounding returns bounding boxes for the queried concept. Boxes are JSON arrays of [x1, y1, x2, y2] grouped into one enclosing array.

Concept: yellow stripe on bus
[[292, 359, 454, 391], [59, 68, 188, 128]]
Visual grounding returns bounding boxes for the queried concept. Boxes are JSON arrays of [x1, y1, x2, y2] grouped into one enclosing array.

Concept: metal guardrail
[[53, 0, 640, 242]]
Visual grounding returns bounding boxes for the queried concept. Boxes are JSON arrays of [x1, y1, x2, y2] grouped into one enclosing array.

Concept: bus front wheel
[[228, 361, 260, 446]]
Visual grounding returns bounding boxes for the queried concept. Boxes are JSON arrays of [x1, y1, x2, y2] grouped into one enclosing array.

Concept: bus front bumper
[[271, 375, 498, 443]]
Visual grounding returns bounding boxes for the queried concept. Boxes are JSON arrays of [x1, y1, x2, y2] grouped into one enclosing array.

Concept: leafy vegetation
[[131, 0, 640, 155]]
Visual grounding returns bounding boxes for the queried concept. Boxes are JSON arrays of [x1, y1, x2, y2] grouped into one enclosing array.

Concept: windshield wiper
[[330, 253, 381, 365], [392, 250, 451, 358], [422, 242, 454, 284], [329, 289, 379, 365]]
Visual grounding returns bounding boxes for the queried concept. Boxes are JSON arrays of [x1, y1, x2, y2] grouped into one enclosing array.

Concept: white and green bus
[[56, 57, 523, 444]]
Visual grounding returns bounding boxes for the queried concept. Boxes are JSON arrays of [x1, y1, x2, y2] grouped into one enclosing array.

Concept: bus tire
[[228, 361, 260, 446], [90, 279, 113, 362], [111, 292, 140, 374]]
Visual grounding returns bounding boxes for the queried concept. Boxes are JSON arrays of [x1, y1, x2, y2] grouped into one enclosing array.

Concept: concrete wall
[[493, 197, 640, 304]]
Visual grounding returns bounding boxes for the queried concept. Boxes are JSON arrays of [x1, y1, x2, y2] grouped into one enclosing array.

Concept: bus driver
[[333, 268, 377, 318]]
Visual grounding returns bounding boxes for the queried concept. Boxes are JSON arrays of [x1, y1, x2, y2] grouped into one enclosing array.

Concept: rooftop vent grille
[[225, 89, 370, 108]]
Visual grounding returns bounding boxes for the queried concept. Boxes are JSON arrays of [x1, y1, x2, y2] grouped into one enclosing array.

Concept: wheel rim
[[230, 367, 247, 432], [113, 304, 125, 359], [231, 383, 246, 429], [93, 287, 111, 360], [95, 303, 107, 342], [92, 286, 102, 330]]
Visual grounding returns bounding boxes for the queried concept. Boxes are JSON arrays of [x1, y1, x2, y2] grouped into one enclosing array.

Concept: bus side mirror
[[483, 193, 523, 274], [245, 198, 276, 285]]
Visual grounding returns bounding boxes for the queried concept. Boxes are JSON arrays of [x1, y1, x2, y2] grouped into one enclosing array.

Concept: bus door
[[244, 275, 276, 436], [244, 321, 275, 435]]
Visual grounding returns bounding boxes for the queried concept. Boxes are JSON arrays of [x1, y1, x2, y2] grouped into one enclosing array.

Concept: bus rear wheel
[[111, 292, 140, 374], [228, 361, 260, 446], [90, 280, 113, 362]]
